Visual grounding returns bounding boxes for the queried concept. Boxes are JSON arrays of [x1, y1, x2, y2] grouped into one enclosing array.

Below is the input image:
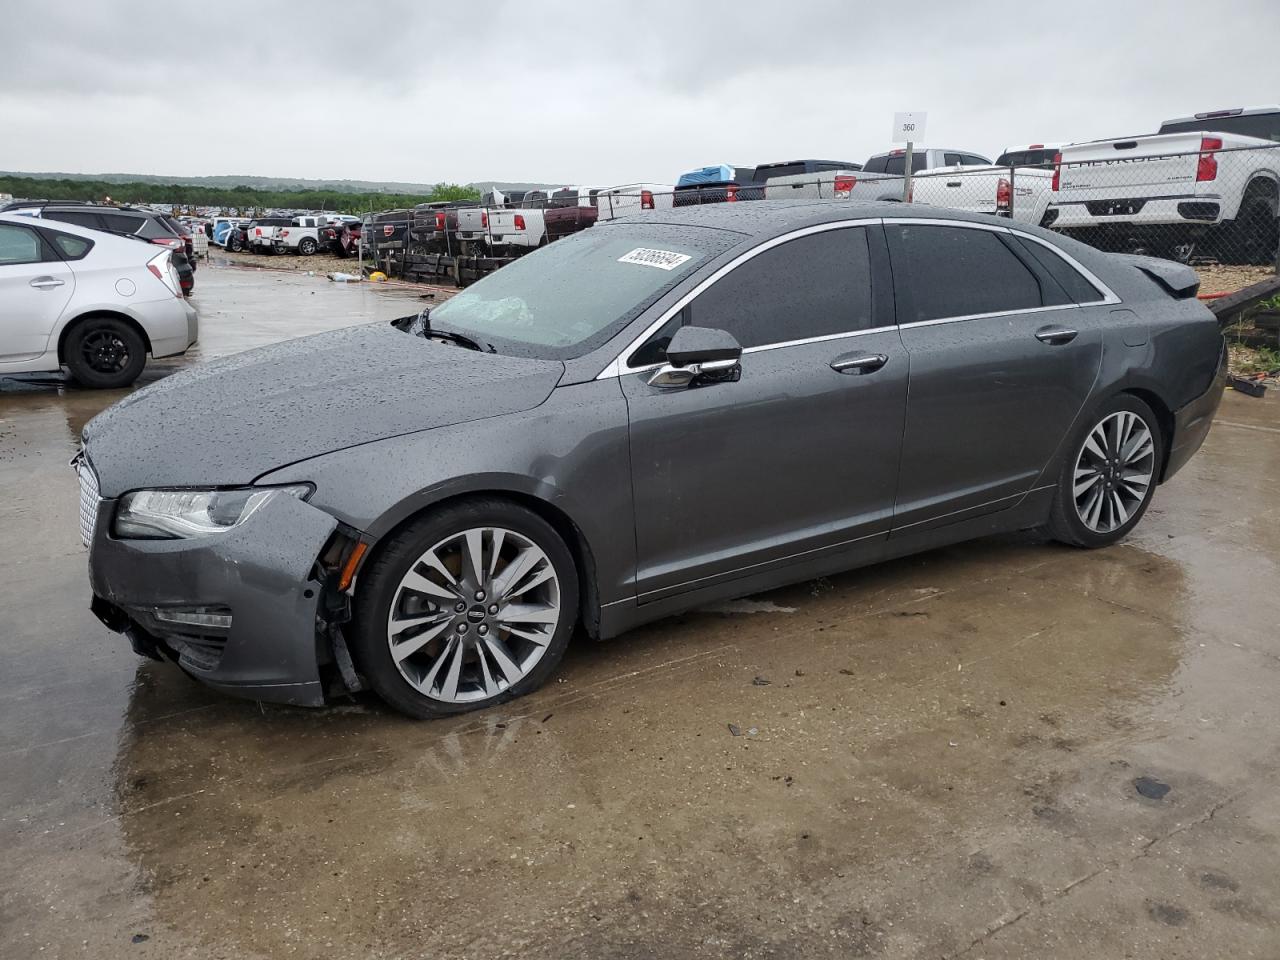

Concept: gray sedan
[[79, 201, 1227, 718]]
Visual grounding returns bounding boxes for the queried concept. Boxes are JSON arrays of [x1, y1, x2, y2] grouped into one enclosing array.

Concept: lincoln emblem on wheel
[[78, 202, 1227, 719]]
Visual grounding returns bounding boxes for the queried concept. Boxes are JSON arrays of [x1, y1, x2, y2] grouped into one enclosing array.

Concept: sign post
[[892, 112, 928, 203]]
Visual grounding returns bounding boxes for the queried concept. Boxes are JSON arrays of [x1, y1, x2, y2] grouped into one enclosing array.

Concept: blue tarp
[[676, 164, 736, 187]]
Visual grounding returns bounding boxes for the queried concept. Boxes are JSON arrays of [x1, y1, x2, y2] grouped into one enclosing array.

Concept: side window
[[100, 213, 147, 236], [1011, 235, 1105, 303], [0, 224, 45, 265], [943, 153, 963, 166], [47, 230, 94, 260], [886, 224, 1044, 323], [688, 228, 875, 349], [44, 210, 102, 230]]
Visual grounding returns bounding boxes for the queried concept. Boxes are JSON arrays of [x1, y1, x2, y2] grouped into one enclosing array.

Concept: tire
[[1225, 186, 1278, 266], [299, 237, 317, 256], [350, 499, 579, 719], [1047, 394, 1164, 548], [64, 316, 147, 389], [228, 235, 243, 253]]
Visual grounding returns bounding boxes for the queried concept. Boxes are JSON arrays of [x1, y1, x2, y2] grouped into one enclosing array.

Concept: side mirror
[[648, 325, 742, 389]]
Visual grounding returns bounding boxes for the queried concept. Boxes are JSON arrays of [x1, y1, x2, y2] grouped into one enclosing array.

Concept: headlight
[[112, 485, 312, 540]]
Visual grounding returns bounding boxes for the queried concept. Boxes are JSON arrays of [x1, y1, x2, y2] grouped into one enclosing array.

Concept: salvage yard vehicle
[[543, 187, 602, 242], [486, 191, 551, 251], [78, 202, 1225, 719], [1047, 106, 1280, 264], [246, 216, 294, 254], [911, 144, 1058, 224], [595, 183, 674, 219], [0, 213, 197, 388], [673, 164, 757, 205], [766, 147, 992, 202], [2, 200, 199, 296], [273, 214, 330, 255], [455, 190, 526, 250]]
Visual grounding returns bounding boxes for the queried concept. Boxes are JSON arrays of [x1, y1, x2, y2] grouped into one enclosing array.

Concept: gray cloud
[[2, 0, 1277, 186]]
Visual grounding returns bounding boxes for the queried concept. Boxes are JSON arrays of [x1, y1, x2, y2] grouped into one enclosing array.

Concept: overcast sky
[[2, 0, 1278, 187]]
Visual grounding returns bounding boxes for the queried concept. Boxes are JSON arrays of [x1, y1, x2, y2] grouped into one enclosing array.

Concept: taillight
[[383, 225, 394, 237], [146, 251, 181, 298], [641, 190, 654, 210], [1051, 152, 1062, 191], [481, 212, 488, 228], [281, 230, 290, 238], [834, 175, 857, 198], [514, 214, 526, 230], [725, 184, 739, 202], [1197, 136, 1221, 182], [996, 177, 1012, 211], [435, 212, 446, 230], [254, 228, 261, 236], [151, 237, 182, 249]]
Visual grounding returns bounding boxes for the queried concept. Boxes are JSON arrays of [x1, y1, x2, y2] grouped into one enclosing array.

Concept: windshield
[[424, 225, 730, 360]]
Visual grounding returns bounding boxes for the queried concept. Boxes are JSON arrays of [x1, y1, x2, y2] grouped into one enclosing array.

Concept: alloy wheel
[[1072, 410, 1155, 534], [385, 526, 562, 704], [81, 329, 131, 374]]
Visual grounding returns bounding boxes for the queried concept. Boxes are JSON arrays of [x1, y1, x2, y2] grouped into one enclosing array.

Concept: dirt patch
[[212, 248, 360, 274], [1195, 264, 1275, 295]]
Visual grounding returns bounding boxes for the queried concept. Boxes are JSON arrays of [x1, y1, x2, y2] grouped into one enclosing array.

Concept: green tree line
[[0, 176, 479, 214]]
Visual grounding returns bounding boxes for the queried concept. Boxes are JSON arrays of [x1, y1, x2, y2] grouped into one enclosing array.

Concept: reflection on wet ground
[[2, 266, 1278, 957]]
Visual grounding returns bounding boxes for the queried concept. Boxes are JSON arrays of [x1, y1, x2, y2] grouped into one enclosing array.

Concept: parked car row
[[208, 213, 362, 258], [0, 211, 197, 388], [0, 200, 199, 295]]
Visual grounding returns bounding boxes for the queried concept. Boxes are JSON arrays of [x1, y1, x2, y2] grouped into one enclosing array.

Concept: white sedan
[[0, 213, 198, 388]]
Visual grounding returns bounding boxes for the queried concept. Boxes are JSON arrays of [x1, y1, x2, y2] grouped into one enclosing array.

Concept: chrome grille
[[77, 459, 100, 547]]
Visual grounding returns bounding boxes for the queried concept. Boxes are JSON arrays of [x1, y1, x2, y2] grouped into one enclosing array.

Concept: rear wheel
[[1225, 185, 1279, 266], [351, 499, 579, 719], [1047, 395, 1163, 548], [64, 316, 146, 389]]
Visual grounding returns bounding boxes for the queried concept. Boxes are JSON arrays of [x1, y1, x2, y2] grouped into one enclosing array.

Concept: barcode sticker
[[618, 248, 691, 271]]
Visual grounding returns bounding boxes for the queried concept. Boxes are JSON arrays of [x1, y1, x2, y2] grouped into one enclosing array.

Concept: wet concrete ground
[[2, 263, 1279, 958]]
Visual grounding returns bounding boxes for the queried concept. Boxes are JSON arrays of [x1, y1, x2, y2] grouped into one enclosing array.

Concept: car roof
[[0, 211, 153, 253], [601, 198, 1022, 237]]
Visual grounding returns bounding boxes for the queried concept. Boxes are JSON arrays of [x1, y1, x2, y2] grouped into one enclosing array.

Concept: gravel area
[[1195, 264, 1276, 294]]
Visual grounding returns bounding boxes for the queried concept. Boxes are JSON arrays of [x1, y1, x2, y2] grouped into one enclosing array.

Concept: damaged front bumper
[[85, 478, 362, 707]]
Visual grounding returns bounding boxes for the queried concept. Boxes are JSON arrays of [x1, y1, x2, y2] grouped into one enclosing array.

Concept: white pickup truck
[[486, 190, 552, 252], [1046, 106, 1280, 263], [765, 147, 991, 202], [594, 183, 675, 219], [912, 144, 1059, 225], [272, 214, 329, 256]]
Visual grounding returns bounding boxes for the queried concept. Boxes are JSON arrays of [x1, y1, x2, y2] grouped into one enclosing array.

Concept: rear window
[[99, 212, 149, 236], [1159, 112, 1280, 142], [996, 150, 1057, 168], [863, 154, 927, 175]]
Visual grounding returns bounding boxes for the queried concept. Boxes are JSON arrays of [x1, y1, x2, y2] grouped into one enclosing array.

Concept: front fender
[[255, 379, 636, 605]]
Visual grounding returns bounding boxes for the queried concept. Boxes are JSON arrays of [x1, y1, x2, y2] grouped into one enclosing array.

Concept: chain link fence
[[358, 143, 1280, 294]]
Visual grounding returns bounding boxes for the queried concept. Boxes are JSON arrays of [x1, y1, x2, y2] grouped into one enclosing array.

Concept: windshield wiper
[[396, 307, 495, 353]]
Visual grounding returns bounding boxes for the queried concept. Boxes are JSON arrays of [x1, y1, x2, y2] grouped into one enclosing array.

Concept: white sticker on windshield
[[617, 248, 692, 271]]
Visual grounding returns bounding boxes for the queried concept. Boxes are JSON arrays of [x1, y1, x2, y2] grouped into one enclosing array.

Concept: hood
[[83, 323, 564, 495]]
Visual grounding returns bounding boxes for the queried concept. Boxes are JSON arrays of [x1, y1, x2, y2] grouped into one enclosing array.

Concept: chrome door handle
[[29, 277, 66, 289], [830, 353, 888, 375], [1035, 325, 1078, 345]]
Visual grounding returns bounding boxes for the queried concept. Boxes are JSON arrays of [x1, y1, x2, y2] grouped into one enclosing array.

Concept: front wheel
[[350, 499, 579, 719], [64, 316, 146, 389], [1047, 395, 1163, 548], [299, 237, 318, 256]]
